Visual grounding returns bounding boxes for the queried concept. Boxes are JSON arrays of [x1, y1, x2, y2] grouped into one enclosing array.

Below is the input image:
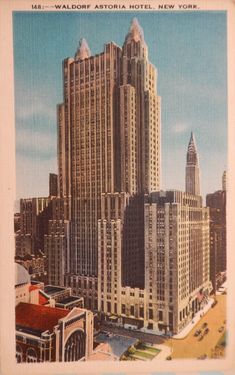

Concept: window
[[26, 348, 38, 363]]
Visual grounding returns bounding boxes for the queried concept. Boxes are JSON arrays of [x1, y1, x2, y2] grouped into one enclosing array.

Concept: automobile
[[204, 328, 209, 334], [198, 334, 204, 341], [202, 322, 208, 329], [218, 326, 224, 333], [166, 356, 172, 360], [212, 300, 218, 308], [194, 329, 201, 337], [198, 354, 207, 360]]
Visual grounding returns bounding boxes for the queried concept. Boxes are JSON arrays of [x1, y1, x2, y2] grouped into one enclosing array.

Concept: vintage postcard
[[0, 0, 235, 374]]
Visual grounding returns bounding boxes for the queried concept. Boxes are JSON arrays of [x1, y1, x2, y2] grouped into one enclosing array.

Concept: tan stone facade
[[58, 19, 161, 280], [97, 191, 211, 334]]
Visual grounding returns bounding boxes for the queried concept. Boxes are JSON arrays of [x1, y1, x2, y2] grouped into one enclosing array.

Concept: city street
[[101, 294, 226, 360], [100, 323, 166, 345], [167, 294, 226, 359]]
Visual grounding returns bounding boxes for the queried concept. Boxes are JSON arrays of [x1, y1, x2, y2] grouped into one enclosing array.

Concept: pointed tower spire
[[185, 132, 200, 195], [75, 38, 91, 61], [125, 17, 145, 44], [187, 132, 198, 165], [123, 18, 148, 60]]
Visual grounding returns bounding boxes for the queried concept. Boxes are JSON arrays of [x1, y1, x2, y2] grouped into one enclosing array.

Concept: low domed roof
[[15, 263, 31, 286]]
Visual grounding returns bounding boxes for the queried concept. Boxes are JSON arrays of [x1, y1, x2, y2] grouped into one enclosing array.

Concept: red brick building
[[16, 302, 93, 362]]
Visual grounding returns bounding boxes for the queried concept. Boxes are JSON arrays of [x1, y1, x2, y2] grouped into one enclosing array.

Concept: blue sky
[[13, 11, 227, 201]]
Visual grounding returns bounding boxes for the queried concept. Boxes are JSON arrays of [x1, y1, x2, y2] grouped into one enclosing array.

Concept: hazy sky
[[13, 11, 227, 202]]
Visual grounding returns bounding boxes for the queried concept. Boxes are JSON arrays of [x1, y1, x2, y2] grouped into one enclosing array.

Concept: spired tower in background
[[185, 132, 200, 196], [57, 18, 161, 305]]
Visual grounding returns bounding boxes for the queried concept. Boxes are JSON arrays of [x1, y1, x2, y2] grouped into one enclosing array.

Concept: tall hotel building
[[58, 19, 160, 306], [55, 19, 211, 333]]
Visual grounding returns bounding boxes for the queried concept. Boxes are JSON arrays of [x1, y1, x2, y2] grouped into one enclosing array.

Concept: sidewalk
[[173, 297, 214, 339], [152, 344, 171, 360]]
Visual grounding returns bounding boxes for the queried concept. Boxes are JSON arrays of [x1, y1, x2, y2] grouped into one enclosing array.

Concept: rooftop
[[15, 263, 31, 286], [16, 302, 69, 334], [95, 333, 136, 358], [89, 342, 117, 361], [39, 290, 50, 305], [56, 296, 82, 305], [44, 285, 66, 295]]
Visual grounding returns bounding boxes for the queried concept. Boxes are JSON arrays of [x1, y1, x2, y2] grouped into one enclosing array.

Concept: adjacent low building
[[15, 263, 94, 362], [16, 302, 93, 362]]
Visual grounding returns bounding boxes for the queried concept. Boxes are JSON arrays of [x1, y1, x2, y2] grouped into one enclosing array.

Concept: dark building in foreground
[[206, 173, 226, 292]]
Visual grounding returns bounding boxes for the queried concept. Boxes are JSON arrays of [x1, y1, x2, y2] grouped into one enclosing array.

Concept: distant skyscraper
[[222, 170, 227, 191], [206, 177, 226, 292], [16, 197, 50, 256], [49, 173, 58, 197], [185, 132, 200, 195], [45, 219, 70, 286]]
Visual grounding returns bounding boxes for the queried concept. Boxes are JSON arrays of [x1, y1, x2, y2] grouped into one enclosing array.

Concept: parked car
[[194, 329, 201, 337], [212, 300, 218, 308], [198, 334, 204, 341], [204, 328, 209, 334], [218, 326, 224, 333], [202, 322, 208, 329], [198, 354, 207, 359]]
